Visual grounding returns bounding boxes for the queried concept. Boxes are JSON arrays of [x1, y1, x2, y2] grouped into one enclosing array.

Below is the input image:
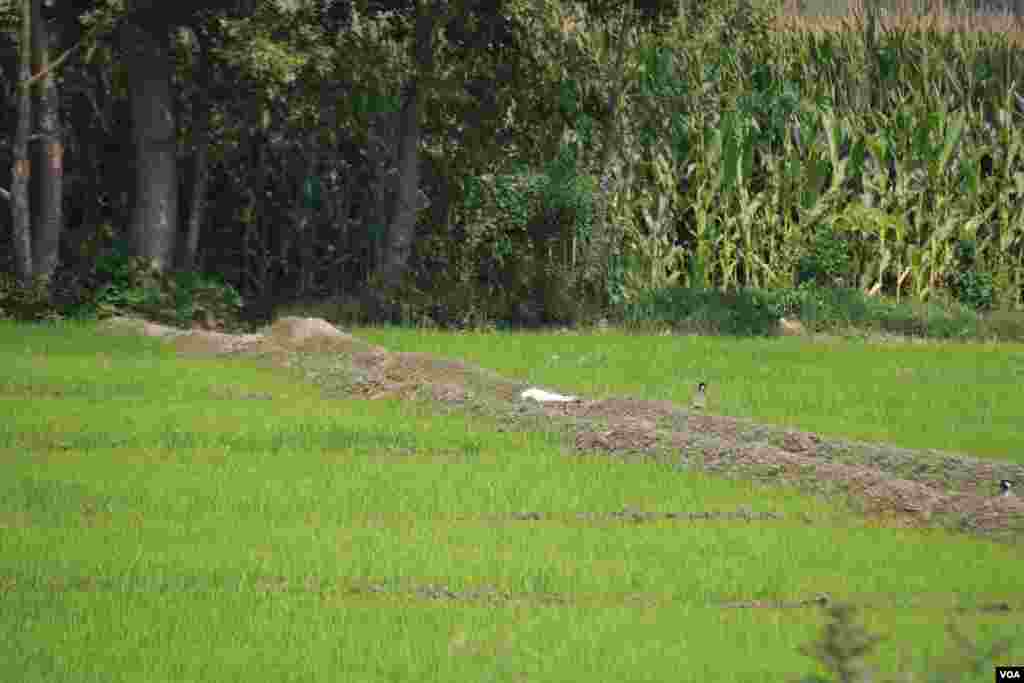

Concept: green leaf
[[719, 114, 740, 194], [848, 137, 867, 182], [802, 158, 828, 210], [937, 110, 965, 178]]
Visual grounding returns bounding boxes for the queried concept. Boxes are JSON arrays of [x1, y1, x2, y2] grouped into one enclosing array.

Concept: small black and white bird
[[1000, 479, 1014, 498], [691, 382, 708, 410]]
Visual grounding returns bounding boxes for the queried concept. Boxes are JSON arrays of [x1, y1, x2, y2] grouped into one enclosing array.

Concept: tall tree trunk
[[10, 0, 34, 285], [376, 3, 434, 289], [31, 0, 63, 285], [377, 81, 422, 288], [297, 137, 319, 298], [181, 30, 211, 272], [120, 20, 177, 272], [365, 106, 400, 277]]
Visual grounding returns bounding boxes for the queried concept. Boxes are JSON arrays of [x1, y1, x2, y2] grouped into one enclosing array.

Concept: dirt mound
[[104, 315, 1024, 541], [266, 316, 358, 347]]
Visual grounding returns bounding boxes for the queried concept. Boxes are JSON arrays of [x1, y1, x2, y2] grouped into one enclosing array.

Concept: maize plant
[[472, 1, 1024, 312]]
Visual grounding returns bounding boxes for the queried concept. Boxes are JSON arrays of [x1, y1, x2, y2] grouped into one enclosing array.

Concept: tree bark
[[378, 80, 422, 288], [10, 0, 34, 285], [376, 3, 434, 289], [297, 137, 319, 297], [120, 20, 178, 272], [365, 106, 400, 277], [31, 0, 64, 285], [181, 30, 211, 272]]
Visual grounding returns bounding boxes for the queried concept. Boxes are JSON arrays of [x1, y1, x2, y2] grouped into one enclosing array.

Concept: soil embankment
[[101, 315, 1024, 541]]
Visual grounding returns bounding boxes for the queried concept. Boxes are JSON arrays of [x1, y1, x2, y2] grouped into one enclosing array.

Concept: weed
[[796, 604, 885, 682]]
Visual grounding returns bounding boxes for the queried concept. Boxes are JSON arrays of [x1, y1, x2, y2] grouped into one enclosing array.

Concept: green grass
[[356, 327, 1024, 462], [1, 320, 1022, 682]]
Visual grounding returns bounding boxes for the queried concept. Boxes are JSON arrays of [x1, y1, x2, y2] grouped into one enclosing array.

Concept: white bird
[[1000, 480, 1014, 498], [691, 382, 708, 410], [520, 388, 577, 403]]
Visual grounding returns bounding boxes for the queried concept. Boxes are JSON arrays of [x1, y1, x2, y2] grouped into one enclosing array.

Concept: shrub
[[797, 226, 854, 289], [794, 603, 1017, 682], [948, 240, 995, 312], [625, 286, 780, 336], [0, 244, 243, 328], [979, 310, 1024, 341], [0, 274, 58, 322]]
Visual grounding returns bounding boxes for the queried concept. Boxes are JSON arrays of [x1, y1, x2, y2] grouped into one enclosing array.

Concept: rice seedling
[[1, 320, 1022, 682]]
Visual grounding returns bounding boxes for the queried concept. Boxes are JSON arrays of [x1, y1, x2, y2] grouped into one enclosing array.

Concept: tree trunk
[[120, 20, 177, 272], [297, 138, 319, 298], [377, 81, 422, 288], [376, 3, 434, 289], [10, 0, 34, 285], [31, 0, 63, 285], [365, 106, 400, 277], [181, 31, 211, 272]]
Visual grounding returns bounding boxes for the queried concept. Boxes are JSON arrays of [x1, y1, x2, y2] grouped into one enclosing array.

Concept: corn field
[[443, 0, 1024, 320], [537, 0, 1024, 311]]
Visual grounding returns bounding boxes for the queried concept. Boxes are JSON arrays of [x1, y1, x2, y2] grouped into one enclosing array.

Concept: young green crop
[[1, 320, 1021, 682]]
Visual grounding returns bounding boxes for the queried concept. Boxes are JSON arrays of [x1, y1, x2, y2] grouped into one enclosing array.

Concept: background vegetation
[[0, 0, 1023, 334], [4, 4, 1024, 680]]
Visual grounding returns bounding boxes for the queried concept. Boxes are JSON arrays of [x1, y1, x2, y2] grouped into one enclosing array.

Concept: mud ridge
[[100, 315, 1024, 541]]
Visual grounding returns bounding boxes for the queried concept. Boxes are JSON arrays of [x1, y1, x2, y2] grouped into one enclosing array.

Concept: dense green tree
[[39, 0, 284, 273]]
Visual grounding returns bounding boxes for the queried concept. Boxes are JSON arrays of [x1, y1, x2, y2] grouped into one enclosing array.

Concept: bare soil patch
[[99, 315, 1024, 541]]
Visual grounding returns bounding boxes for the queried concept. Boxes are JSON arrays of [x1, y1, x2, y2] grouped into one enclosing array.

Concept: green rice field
[[1, 320, 1021, 682]]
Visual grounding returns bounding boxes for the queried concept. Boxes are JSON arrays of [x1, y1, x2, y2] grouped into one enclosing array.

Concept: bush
[[797, 226, 854, 289], [978, 310, 1024, 341], [950, 269, 995, 313], [794, 603, 1017, 683], [795, 604, 884, 683], [771, 284, 871, 331], [0, 244, 243, 329], [613, 282, 1018, 341], [948, 240, 996, 312], [82, 248, 241, 328], [624, 286, 780, 336], [0, 274, 58, 322]]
